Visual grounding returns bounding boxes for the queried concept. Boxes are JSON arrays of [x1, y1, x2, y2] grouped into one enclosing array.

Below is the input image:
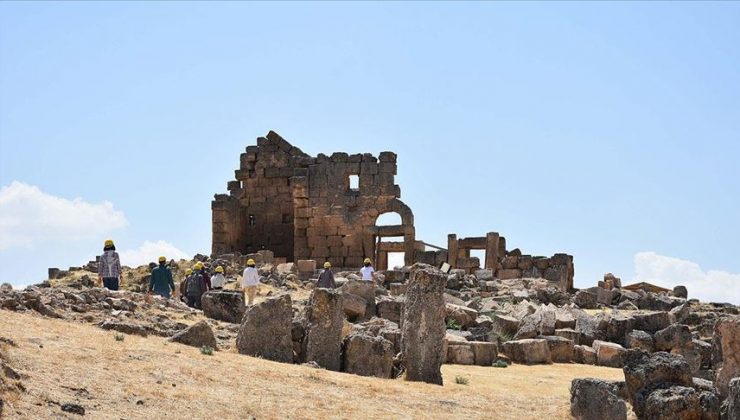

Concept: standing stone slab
[[713, 315, 740, 397], [236, 294, 293, 363], [401, 264, 446, 385], [303, 288, 344, 371]]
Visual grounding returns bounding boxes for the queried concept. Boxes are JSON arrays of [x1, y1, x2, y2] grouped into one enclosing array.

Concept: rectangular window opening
[[349, 175, 359, 190]]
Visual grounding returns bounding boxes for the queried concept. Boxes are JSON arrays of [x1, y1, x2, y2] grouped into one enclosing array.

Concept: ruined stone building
[[213, 131, 574, 291]]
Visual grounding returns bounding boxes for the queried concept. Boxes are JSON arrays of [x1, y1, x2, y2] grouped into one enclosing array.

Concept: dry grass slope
[[0, 310, 625, 419]]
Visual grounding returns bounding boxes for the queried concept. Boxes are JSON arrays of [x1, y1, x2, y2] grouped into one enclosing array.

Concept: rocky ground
[[1, 252, 739, 419]]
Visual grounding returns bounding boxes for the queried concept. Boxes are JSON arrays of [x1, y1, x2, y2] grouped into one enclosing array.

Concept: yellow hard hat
[[158, 256, 167, 263], [364, 258, 372, 264], [185, 269, 192, 275], [194, 262, 204, 270], [215, 266, 224, 273], [247, 259, 256, 266], [104, 239, 114, 247], [324, 261, 331, 268]]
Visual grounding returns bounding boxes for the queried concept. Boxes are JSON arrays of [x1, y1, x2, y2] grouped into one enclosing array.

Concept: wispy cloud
[[0, 181, 128, 250], [633, 251, 740, 304], [119, 240, 190, 267]]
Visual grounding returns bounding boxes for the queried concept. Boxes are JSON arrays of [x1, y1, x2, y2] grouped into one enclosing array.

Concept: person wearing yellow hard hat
[[317, 261, 336, 289], [211, 266, 226, 290], [184, 261, 210, 309], [360, 257, 376, 282], [98, 239, 122, 290], [241, 258, 259, 305], [149, 256, 176, 299]]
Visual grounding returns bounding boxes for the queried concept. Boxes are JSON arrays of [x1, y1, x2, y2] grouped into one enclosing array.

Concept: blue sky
[[1, 2, 739, 302]]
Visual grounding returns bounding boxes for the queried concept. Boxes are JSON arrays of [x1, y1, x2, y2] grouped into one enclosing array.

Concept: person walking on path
[[360, 258, 376, 282], [149, 256, 176, 298], [211, 266, 226, 290], [317, 261, 336, 289], [98, 239, 122, 291], [194, 262, 212, 291], [241, 259, 260, 305], [179, 268, 192, 303], [185, 264, 208, 309]]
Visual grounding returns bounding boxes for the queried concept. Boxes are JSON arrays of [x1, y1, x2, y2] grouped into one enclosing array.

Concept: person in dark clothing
[[317, 261, 336, 289], [185, 262, 210, 309], [149, 256, 176, 298]]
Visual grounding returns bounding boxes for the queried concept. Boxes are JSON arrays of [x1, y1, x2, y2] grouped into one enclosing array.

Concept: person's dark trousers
[[103, 277, 119, 291], [187, 295, 201, 309]]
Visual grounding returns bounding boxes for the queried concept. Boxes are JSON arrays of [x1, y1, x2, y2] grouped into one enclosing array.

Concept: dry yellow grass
[[0, 310, 625, 419]]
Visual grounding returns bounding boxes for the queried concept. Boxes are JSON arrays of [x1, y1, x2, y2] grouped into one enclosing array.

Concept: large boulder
[[570, 378, 627, 420], [605, 314, 635, 346], [593, 340, 627, 368], [574, 345, 597, 365], [168, 321, 217, 349], [401, 264, 447, 385], [655, 324, 692, 351], [721, 377, 740, 420], [470, 341, 497, 366], [236, 294, 293, 363], [574, 290, 598, 309], [502, 339, 552, 365], [303, 288, 344, 371], [633, 311, 671, 333], [341, 293, 367, 321], [623, 351, 693, 417], [575, 313, 607, 346], [644, 386, 701, 420], [713, 316, 740, 397], [445, 303, 478, 329], [340, 280, 376, 321], [201, 290, 246, 324], [541, 335, 574, 363], [341, 333, 394, 378], [446, 342, 475, 365], [626, 330, 655, 352], [376, 298, 403, 325]]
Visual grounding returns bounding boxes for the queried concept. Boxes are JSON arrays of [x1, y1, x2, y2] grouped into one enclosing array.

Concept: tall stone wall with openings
[[212, 131, 416, 267]]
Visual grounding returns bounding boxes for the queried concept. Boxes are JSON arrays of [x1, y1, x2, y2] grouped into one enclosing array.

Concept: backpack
[[186, 273, 204, 296]]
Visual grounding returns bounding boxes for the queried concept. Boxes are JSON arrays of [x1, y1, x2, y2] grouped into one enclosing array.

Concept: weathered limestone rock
[[713, 316, 740, 397], [633, 311, 671, 333], [341, 293, 367, 321], [673, 285, 688, 299], [201, 290, 246, 324], [626, 330, 655, 352], [100, 320, 148, 337], [655, 324, 692, 351], [168, 321, 217, 349], [342, 333, 393, 378], [303, 288, 344, 371], [340, 280, 376, 321], [623, 351, 693, 418], [236, 294, 293, 363], [555, 328, 581, 343], [644, 386, 701, 420], [574, 345, 597, 365], [401, 264, 447, 385], [605, 314, 635, 346], [445, 303, 478, 329], [447, 342, 475, 365], [593, 340, 627, 368], [376, 298, 403, 325], [574, 290, 597, 309], [721, 378, 740, 420], [575, 313, 607, 345], [470, 341, 497, 366], [502, 339, 552, 365], [570, 378, 627, 420], [541, 335, 574, 363]]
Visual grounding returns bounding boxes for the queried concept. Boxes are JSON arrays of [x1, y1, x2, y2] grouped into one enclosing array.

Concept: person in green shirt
[[149, 256, 176, 299]]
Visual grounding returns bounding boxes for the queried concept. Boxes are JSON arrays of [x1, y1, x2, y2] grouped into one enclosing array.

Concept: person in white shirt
[[360, 258, 376, 282], [211, 266, 226, 290], [241, 258, 260, 305]]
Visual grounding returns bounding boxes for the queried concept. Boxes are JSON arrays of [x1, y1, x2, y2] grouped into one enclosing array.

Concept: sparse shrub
[[492, 359, 509, 368], [200, 345, 214, 356], [497, 332, 514, 343], [446, 318, 462, 330], [114, 332, 125, 342], [454, 375, 469, 385]]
